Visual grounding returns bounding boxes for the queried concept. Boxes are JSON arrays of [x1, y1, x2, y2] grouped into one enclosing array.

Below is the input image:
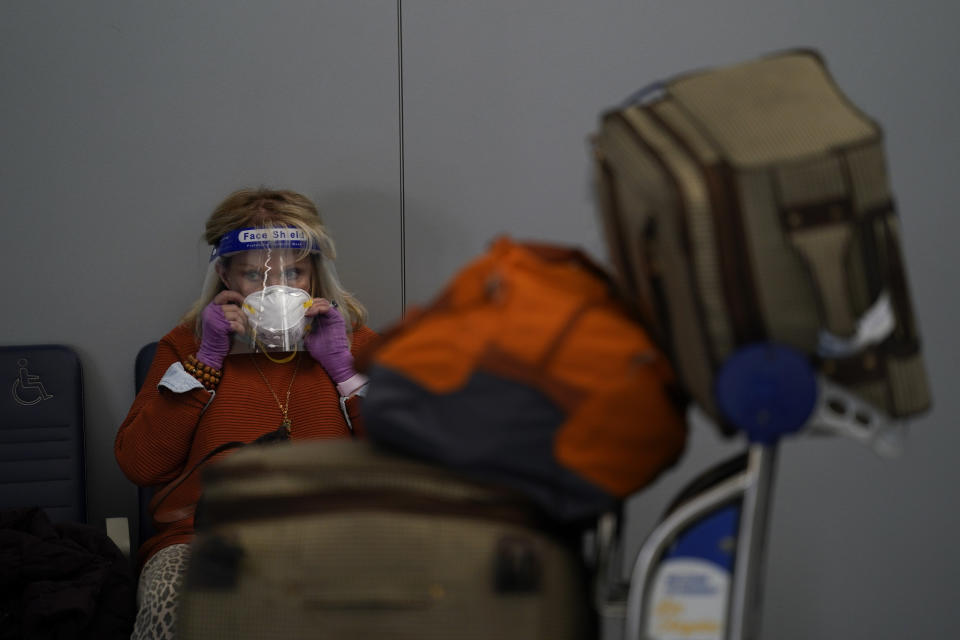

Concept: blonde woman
[[115, 188, 377, 640]]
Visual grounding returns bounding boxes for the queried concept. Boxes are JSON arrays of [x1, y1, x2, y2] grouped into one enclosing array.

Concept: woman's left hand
[[304, 299, 355, 383]]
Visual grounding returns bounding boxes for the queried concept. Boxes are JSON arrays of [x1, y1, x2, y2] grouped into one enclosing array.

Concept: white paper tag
[[817, 291, 895, 358]]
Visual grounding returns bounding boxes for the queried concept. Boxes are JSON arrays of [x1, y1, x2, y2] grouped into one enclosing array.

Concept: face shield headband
[[210, 226, 317, 261], [200, 227, 324, 356]]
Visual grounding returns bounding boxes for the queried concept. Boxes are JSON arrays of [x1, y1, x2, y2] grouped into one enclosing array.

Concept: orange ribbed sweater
[[114, 323, 378, 565]]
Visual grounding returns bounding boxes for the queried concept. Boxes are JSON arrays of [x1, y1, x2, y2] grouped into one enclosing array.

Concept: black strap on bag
[[149, 425, 289, 525]]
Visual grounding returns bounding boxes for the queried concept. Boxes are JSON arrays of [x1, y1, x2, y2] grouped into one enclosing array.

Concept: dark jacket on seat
[[0, 507, 136, 639]]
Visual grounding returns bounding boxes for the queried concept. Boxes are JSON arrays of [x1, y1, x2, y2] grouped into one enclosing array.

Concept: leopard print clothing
[[132, 544, 191, 640]]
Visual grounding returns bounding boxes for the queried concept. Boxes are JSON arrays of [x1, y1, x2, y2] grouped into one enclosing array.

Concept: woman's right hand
[[196, 290, 246, 370]]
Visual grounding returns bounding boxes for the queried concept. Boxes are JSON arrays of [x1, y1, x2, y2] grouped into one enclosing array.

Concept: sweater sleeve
[[114, 328, 211, 487]]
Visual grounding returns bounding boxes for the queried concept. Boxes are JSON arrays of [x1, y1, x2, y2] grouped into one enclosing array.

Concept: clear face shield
[[202, 227, 319, 355]]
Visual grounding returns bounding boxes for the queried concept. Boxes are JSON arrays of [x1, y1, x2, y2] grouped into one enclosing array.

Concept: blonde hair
[[182, 188, 367, 337]]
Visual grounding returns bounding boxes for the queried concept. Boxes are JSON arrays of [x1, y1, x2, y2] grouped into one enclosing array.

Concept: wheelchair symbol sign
[[12, 359, 54, 406]]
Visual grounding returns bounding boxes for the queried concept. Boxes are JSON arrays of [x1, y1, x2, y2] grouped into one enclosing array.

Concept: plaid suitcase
[[177, 439, 593, 639], [592, 49, 930, 428]]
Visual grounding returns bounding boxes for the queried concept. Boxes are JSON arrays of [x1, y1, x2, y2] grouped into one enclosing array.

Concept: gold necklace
[[249, 351, 302, 435]]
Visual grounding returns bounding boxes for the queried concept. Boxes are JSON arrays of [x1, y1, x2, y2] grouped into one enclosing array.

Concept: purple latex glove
[[197, 291, 246, 370], [304, 304, 355, 383]]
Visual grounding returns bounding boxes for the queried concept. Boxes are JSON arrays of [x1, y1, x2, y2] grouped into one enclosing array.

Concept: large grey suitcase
[[177, 439, 593, 639]]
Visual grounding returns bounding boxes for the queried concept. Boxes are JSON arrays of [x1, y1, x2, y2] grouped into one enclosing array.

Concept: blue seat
[[135, 342, 158, 395], [0, 344, 86, 523], [134, 342, 160, 549]]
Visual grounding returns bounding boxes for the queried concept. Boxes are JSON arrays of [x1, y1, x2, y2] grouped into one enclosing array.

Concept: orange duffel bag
[[362, 236, 687, 521]]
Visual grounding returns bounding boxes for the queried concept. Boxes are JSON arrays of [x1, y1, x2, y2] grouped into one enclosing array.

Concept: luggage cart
[[591, 342, 907, 640]]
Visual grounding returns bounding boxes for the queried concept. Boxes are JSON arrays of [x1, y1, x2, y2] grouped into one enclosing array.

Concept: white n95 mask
[[241, 285, 314, 353]]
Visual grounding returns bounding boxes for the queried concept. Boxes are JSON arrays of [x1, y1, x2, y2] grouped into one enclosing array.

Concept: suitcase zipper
[[197, 488, 563, 537]]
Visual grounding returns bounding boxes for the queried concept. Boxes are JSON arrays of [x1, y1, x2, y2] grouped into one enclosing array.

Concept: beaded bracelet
[[184, 354, 222, 391]]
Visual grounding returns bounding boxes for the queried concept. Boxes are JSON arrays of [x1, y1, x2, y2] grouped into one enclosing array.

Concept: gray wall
[[2, 1, 957, 637]]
